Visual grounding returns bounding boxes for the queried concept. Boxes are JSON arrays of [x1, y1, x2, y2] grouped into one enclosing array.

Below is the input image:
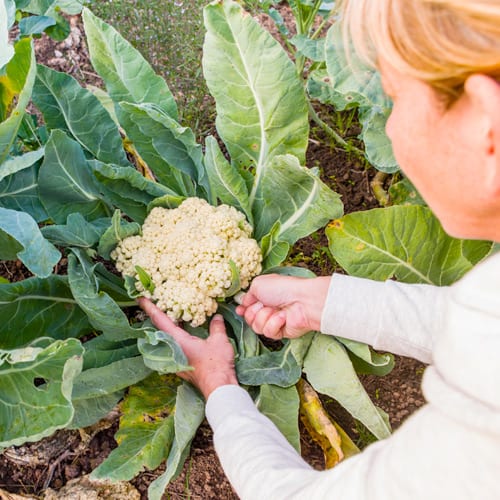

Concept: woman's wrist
[[199, 372, 239, 400], [304, 276, 331, 332]]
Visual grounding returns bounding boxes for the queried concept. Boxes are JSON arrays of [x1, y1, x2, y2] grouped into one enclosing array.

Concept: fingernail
[[214, 314, 223, 320], [252, 302, 264, 312], [233, 292, 245, 305]]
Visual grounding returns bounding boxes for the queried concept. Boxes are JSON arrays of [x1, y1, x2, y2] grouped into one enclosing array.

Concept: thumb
[[208, 314, 227, 338]]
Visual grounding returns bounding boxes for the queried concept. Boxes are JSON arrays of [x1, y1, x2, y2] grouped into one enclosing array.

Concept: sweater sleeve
[[206, 383, 500, 500], [320, 274, 449, 363], [206, 256, 500, 500]]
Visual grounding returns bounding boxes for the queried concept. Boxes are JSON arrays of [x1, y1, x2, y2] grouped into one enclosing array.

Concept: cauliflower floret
[[112, 198, 263, 327]]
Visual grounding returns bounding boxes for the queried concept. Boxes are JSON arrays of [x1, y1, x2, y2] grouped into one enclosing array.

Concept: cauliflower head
[[111, 197, 262, 326]]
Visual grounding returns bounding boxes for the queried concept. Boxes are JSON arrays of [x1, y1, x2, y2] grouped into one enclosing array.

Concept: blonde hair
[[340, 0, 500, 99]]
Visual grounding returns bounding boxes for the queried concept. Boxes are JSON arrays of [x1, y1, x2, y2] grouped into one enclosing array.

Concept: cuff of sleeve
[[206, 385, 255, 431], [320, 273, 379, 343]]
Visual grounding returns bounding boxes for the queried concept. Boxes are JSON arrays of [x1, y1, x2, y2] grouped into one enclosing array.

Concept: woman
[[140, 1, 500, 498]]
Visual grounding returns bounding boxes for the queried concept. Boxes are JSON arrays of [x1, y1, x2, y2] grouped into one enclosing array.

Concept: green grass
[[90, 0, 214, 137]]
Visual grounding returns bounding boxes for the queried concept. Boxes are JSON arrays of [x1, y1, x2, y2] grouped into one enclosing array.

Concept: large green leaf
[[0, 275, 92, 349], [0, 38, 36, 163], [358, 108, 396, 174], [0, 161, 47, 222], [80, 335, 139, 371], [38, 130, 111, 223], [72, 356, 152, 401], [304, 334, 391, 439], [0, 337, 83, 447], [0, 206, 60, 277], [461, 239, 493, 266], [203, 0, 309, 205], [0, 148, 44, 182], [70, 391, 123, 429], [82, 8, 177, 120], [336, 337, 394, 377], [324, 23, 398, 173], [91, 373, 181, 481], [204, 135, 252, 223], [67, 250, 141, 341], [117, 102, 202, 196], [148, 382, 205, 500], [236, 341, 302, 387], [254, 154, 343, 244], [41, 213, 110, 248], [90, 161, 175, 224], [32, 64, 129, 166], [137, 329, 191, 375], [257, 384, 301, 452], [0, 149, 47, 221], [327, 205, 484, 285], [218, 303, 259, 359]]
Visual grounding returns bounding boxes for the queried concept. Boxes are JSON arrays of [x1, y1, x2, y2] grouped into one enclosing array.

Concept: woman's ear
[[464, 75, 500, 196]]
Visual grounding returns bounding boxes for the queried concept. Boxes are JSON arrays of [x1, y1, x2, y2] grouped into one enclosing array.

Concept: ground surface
[[0, 10, 426, 500]]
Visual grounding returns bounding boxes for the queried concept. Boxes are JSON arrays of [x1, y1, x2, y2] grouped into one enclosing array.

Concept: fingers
[[237, 291, 259, 308], [238, 300, 264, 325], [262, 311, 287, 339], [137, 297, 190, 343], [241, 303, 287, 340], [252, 308, 286, 339]]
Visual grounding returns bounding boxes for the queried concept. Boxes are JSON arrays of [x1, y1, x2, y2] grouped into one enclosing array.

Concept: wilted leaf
[[298, 378, 359, 468], [0, 38, 36, 163], [91, 373, 181, 481]]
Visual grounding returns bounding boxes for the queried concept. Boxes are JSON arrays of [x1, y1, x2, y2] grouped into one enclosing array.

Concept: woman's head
[[340, 0, 500, 243], [341, 0, 500, 100]]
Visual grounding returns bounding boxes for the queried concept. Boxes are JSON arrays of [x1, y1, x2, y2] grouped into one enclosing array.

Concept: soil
[[0, 10, 426, 500]]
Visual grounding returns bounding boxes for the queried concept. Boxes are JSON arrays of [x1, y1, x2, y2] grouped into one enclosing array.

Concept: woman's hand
[[138, 298, 239, 399], [235, 274, 331, 340]]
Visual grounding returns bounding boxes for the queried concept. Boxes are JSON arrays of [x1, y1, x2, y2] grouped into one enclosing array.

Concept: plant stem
[[370, 171, 390, 206], [308, 102, 363, 155]]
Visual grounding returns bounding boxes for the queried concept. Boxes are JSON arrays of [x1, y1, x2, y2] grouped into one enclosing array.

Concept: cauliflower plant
[[111, 197, 262, 326]]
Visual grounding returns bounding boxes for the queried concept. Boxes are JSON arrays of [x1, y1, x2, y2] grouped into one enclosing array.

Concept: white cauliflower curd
[[111, 197, 262, 326]]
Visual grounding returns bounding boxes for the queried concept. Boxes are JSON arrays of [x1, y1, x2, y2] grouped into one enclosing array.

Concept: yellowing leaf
[[298, 378, 359, 468]]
